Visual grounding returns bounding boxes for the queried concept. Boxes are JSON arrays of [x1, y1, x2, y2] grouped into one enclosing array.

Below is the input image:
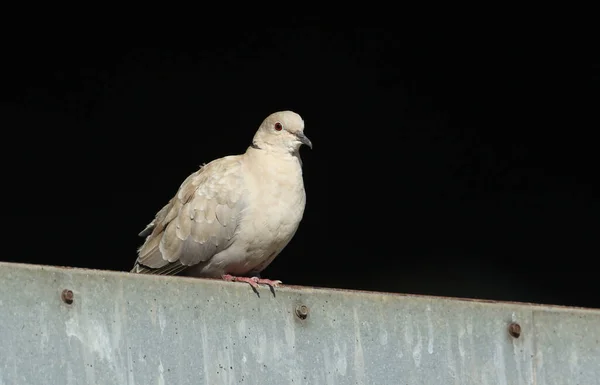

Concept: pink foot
[[222, 274, 282, 289]]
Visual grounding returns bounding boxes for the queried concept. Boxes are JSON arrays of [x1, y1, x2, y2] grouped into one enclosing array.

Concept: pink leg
[[222, 274, 282, 289]]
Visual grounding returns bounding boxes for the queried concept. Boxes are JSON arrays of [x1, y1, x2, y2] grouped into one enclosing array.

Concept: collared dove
[[131, 110, 312, 290]]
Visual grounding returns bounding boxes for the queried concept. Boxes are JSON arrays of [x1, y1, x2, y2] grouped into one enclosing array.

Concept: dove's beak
[[296, 132, 313, 149]]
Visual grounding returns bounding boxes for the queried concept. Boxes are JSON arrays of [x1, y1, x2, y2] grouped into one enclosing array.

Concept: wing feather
[[132, 156, 246, 275]]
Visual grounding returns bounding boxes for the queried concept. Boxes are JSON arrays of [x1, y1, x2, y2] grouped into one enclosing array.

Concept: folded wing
[[132, 156, 246, 275]]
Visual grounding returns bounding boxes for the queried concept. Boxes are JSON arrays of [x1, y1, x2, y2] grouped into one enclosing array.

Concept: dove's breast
[[235, 150, 307, 273]]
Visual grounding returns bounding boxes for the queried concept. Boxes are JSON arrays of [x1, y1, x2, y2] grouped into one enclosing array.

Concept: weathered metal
[[1, 261, 598, 384]]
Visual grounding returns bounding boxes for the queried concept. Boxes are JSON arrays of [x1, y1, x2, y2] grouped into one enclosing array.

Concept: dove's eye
[[274, 122, 283, 131]]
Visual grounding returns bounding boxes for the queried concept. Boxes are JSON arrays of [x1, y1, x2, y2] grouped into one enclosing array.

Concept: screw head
[[295, 304, 309, 320], [508, 322, 521, 338], [61, 289, 74, 304]]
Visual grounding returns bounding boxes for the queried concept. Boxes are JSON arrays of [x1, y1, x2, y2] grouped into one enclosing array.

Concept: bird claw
[[255, 278, 282, 289], [222, 274, 282, 290]]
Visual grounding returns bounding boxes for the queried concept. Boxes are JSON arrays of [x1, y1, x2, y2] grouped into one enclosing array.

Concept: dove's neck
[[247, 144, 303, 166], [245, 145, 304, 172]]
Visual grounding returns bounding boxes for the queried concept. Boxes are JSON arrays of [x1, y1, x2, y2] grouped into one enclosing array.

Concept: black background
[[2, 25, 598, 308]]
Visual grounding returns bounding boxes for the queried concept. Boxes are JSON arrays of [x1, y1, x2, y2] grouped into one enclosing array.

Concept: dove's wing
[[132, 156, 247, 275]]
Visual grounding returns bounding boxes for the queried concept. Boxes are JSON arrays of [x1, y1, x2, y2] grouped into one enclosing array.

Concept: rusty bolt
[[295, 304, 309, 320], [508, 322, 521, 338], [61, 289, 74, 304]]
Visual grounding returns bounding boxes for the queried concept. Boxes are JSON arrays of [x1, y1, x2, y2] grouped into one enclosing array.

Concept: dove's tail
[[130, 263, 149, 273], [130, 258, 189, 276]]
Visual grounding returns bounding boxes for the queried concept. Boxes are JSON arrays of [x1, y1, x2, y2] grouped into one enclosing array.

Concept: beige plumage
[[131, 111, 312, 288]]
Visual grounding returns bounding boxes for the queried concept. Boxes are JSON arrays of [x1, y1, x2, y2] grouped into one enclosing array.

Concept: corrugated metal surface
[[0, 261, 598, 385]]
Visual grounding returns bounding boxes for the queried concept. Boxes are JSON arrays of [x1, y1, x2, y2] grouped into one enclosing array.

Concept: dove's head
[[252, 111, 312, 153]]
